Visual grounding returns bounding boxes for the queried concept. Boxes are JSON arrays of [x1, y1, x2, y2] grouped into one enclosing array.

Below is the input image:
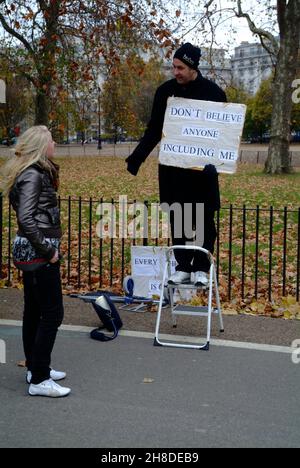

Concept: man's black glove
[[203, 164, 217, 175], [126, 155, 142, 176]]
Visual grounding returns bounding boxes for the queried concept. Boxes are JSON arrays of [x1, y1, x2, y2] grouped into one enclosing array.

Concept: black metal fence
[[0, 194, 299, 303]]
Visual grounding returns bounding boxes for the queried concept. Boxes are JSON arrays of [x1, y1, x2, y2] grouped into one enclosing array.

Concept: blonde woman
[[1, 126, 70, 397]]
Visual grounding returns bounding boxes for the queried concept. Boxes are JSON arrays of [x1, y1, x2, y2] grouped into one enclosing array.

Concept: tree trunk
[[34, 2, 60, 127], [265, 46, 296, 173], [265, 1, 300, 174], [34, 89, 49, 126]]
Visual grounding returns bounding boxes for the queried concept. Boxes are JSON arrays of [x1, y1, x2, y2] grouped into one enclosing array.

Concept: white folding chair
[[154, 245, 224, 350]]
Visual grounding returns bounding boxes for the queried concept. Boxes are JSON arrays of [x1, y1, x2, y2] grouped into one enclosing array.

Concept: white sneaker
[[168, 271, 191, 284], [194, 271, 209, 287], [26, 369, 66, 384], [28, 379, 71, 398]]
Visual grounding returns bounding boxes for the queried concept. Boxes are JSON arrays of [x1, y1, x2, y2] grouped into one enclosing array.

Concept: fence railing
[[0, 194, 299, 303]]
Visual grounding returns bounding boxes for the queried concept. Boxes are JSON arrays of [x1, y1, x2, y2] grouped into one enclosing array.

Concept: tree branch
[[0, 49, 36, 85], [235, 0, 279, 57], [179, 0, 217, 41], [277, 0, 287, 35], [0, 9, 35, 56]]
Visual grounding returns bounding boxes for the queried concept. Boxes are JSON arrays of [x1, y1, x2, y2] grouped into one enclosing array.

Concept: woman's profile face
[[46, 133, 55, 159]]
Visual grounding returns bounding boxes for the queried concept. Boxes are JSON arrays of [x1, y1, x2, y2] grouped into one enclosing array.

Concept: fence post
[[254, 205, 260, 299], [241, 204, 246, 300], [216, 209, 220, 283], [228, 204, 233, 301], [143, 201, 149, 246], [282, 206, 287, 297], [110, 198, 114, 286], [297, 207, 300, 303], [77, 196, 82, 289], [7, 202, 11, 286], [0, 193, 2, 279], [67, 196, 71, 285], [99, 197, 103, 288], [268, 206, 273, 302], [88, 197, 93, 287]]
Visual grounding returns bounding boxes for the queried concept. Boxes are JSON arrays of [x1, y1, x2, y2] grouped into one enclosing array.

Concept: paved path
[[1, 288, 300, 347], [1, 143, 300, 166], [0, 324, 299, 448]]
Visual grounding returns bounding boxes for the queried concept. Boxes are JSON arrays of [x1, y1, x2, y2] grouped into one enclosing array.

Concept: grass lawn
[[51, 157, 300, 208], [1, 156, 299, 207]]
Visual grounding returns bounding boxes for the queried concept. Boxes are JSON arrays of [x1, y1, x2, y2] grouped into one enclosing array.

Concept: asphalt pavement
[[0, 324, 299, 448]]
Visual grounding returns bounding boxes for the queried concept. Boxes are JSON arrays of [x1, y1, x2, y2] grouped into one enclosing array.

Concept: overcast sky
[[175, 0, 278, 52]]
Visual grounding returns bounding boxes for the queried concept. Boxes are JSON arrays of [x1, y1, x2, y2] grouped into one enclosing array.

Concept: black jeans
[[170, 206, 217, 273], [22, 262, 64, 384]]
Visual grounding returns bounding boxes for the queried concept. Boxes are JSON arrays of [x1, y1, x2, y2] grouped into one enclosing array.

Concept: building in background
[[231, 41, 274, 94], [199, 47, 231, 87]]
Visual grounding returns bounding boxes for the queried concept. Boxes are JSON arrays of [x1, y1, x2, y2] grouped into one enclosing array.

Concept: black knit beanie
[[173, 43, 201, 70]]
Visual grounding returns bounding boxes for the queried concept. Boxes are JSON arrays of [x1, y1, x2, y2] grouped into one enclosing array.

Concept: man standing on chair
[[126, 43, 226, 286]]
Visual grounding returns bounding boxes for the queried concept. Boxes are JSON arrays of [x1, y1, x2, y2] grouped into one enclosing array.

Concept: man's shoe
[[26, 369, 66, 384], [194, 271, 209, 287], [168, 271, 191, 285], [28, 379, 71, 398]]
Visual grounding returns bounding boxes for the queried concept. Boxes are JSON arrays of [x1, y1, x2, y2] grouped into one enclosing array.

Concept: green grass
[[1, 156, 299, 207]]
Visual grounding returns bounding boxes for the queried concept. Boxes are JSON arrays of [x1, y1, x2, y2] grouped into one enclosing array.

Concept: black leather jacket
[[9, 164, 62, 261]]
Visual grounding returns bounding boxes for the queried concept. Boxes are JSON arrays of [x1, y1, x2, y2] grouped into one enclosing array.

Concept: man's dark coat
[[126, 72, 227, 211]]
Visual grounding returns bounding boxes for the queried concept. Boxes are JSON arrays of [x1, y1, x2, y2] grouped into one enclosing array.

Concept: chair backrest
[[167, 245, 214, 266]]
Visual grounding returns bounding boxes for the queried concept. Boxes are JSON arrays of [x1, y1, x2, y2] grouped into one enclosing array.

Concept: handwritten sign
[[0, 79, 6, 104], [159, 97, 247, 174]]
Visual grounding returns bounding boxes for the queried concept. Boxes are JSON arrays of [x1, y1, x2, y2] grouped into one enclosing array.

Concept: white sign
[[0, 79, 6, 104], [159, 97, 247, 174], [148, 280, 163, 297], [132, 254, 161, 277], [131, 246, 176, 298], [0, 339, 6, 364]]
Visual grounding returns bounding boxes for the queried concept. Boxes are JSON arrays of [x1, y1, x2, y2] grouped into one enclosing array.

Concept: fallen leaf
[[17, 360, 26, 367], [142, 378, 155, 384], [282, 295, 297, 307], [271, 309, 284, 319], [222, 308, 238, 316], [264, 302, 274, 315]]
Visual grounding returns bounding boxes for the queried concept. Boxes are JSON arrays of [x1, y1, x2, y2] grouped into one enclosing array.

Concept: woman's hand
[[49, 250, 59, 263]]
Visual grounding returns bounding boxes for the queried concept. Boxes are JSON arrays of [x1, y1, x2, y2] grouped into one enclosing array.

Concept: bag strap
[[90, 320, 119, 342]]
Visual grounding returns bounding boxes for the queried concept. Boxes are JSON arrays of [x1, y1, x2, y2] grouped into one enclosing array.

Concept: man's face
[[173, 58, 197, 85]]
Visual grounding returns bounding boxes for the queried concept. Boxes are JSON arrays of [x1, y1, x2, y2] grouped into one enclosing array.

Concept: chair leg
[[213, 267, 224, 332]]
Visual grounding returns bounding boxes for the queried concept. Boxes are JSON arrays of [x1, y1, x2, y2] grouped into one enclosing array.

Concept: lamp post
[[0, 79, 7, 145], [64, 79, 69, 144], [0, 79, 5, 104], [97, 75, 102, 150]]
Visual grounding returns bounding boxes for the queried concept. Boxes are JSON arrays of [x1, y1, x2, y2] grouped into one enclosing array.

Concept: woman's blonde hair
[[0, 125, 54, 195]]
